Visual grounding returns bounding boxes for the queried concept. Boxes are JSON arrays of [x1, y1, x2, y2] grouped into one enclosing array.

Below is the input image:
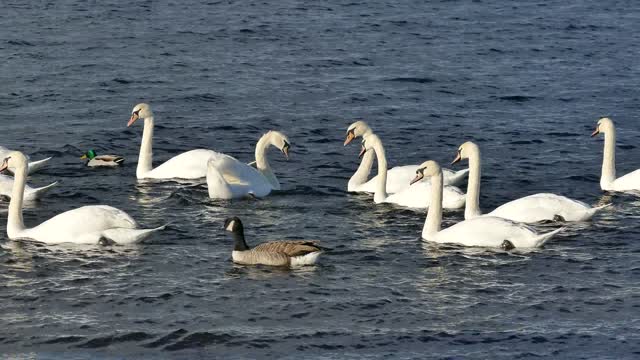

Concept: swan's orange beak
[[0, 160, 8, 173], [590, 126, 600, 137], [451, 151, 461, 165], [127, 113, 139, 127], [282, 145, 290, 160], [410, 172, 424, 186], [358, 145, 366, 159], [344, 130, 355, 146]]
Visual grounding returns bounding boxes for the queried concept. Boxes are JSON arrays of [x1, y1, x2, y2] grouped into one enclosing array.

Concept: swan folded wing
[[147, 149, 224, 179], [434, 216, 546, 248], [612, 169, 640, 191], [489, 193, 591, 222], [252, 240, 322, 257], [27, 205, 138, 243], [209, 154, 260, 186]]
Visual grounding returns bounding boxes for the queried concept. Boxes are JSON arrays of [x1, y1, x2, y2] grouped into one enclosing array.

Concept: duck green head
[[81, 149, 97, 160]]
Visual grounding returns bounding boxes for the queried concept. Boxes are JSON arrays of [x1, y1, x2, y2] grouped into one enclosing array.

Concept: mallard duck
[[224, 217, 322, 267], [81, 149, 124, 167]]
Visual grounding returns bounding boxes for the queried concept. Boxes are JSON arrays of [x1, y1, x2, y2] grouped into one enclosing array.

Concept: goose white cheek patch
[[226, 220, 236, 231]]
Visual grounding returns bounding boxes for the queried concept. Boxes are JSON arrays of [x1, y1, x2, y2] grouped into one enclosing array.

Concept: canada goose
[[224, 217, 322, 267]]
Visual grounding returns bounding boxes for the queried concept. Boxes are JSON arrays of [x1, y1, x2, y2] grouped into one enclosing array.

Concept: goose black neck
[[232, 229, 249, 251]]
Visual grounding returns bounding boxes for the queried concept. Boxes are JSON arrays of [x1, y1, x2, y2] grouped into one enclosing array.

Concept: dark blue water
[[1, 0, 640, 358]]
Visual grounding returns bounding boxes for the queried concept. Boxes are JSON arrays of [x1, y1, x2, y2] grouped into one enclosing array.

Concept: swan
[[207, 130, 290, 199], [344, 121, 468, 193], [591, 117, 640, 191], [453, 141, 610, 222], [127, 103, 223, 179], [81, 149, 124, 167], [360, 134, 466, 209], [413, 160, 563, 249], [0, 151, 164, 244], [224, 217, 322, 267], [0, 146, 52, 175], [0, 175, 58, 201]]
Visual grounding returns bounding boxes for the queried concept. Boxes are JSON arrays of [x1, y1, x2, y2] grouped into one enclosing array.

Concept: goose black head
[[225, 217, 249, 251], [224, 217, 244, 234]]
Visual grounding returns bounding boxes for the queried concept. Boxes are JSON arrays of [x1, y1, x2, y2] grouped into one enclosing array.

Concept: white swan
[[207, 131, 290, 199], [344, 121, 468, 193], [453, 141, 610, 223], [0, 174, 58, 201], [128, 103, 223, 180], [591, 117, 640, 191], [360, 134, 465, 209], [0, 146, 52, 175], [1, 151, 164, 244], [414, 160, 563, 249]]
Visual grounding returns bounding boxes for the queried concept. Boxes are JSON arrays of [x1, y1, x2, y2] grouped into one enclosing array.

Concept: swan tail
[[533, 227, 564, 248], [206, 159, 233, 199], [25, 181, 59, 200], [101, 224, 166, 245], [27, 157, 53, 174]]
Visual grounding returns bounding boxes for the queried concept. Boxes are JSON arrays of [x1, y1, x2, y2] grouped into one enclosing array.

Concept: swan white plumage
[[360, 134, 466, 209], [591, 117, 640, 191], [128, 103, 223, 180], [413, 160, 563, 249], [0, 174, 58, 201], [344, 121, 468, 193], [0, 146, 52, 175], [1, 151, 164, 244], [207, 131, 290, 199], [453, 141, 610, 223]]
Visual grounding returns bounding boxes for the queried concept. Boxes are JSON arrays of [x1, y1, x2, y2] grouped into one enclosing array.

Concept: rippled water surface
[[1, 0, 640, 358]]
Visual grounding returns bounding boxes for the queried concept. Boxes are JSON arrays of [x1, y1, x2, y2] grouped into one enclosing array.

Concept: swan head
[[224, 216, 244, 233], [410, 160, 441, 185], [266, 131, 291, 159], [358, 133, 380, 158], [0, 151, 28, 173], [452, 141, 479, 164], [128, 103, 153, 127], [591, 117, 614, 137], [344, 120, 372, 146]]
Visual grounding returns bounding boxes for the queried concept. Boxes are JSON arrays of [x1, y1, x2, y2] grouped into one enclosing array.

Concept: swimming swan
[[413, 160, 563, 249], [1, 151, 164, 244], [207, 131, 290, 199], [128, 103, 223, 180], [344, 121, 468, 193], [453, 141, 610, 222], [359, 134, 465, 209], [591, 117, 640, 191]]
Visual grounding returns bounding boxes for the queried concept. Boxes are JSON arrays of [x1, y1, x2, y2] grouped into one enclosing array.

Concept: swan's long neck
[[423, 170, 442, 239], [465, 149, 483, 219], [137, 116, 154, 178], [255, 135, 280, 190], [8, 162, 27, 237], [348, 150, 375, 190], [372, 140, 388, 203], [601, 128, 616, 188]]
